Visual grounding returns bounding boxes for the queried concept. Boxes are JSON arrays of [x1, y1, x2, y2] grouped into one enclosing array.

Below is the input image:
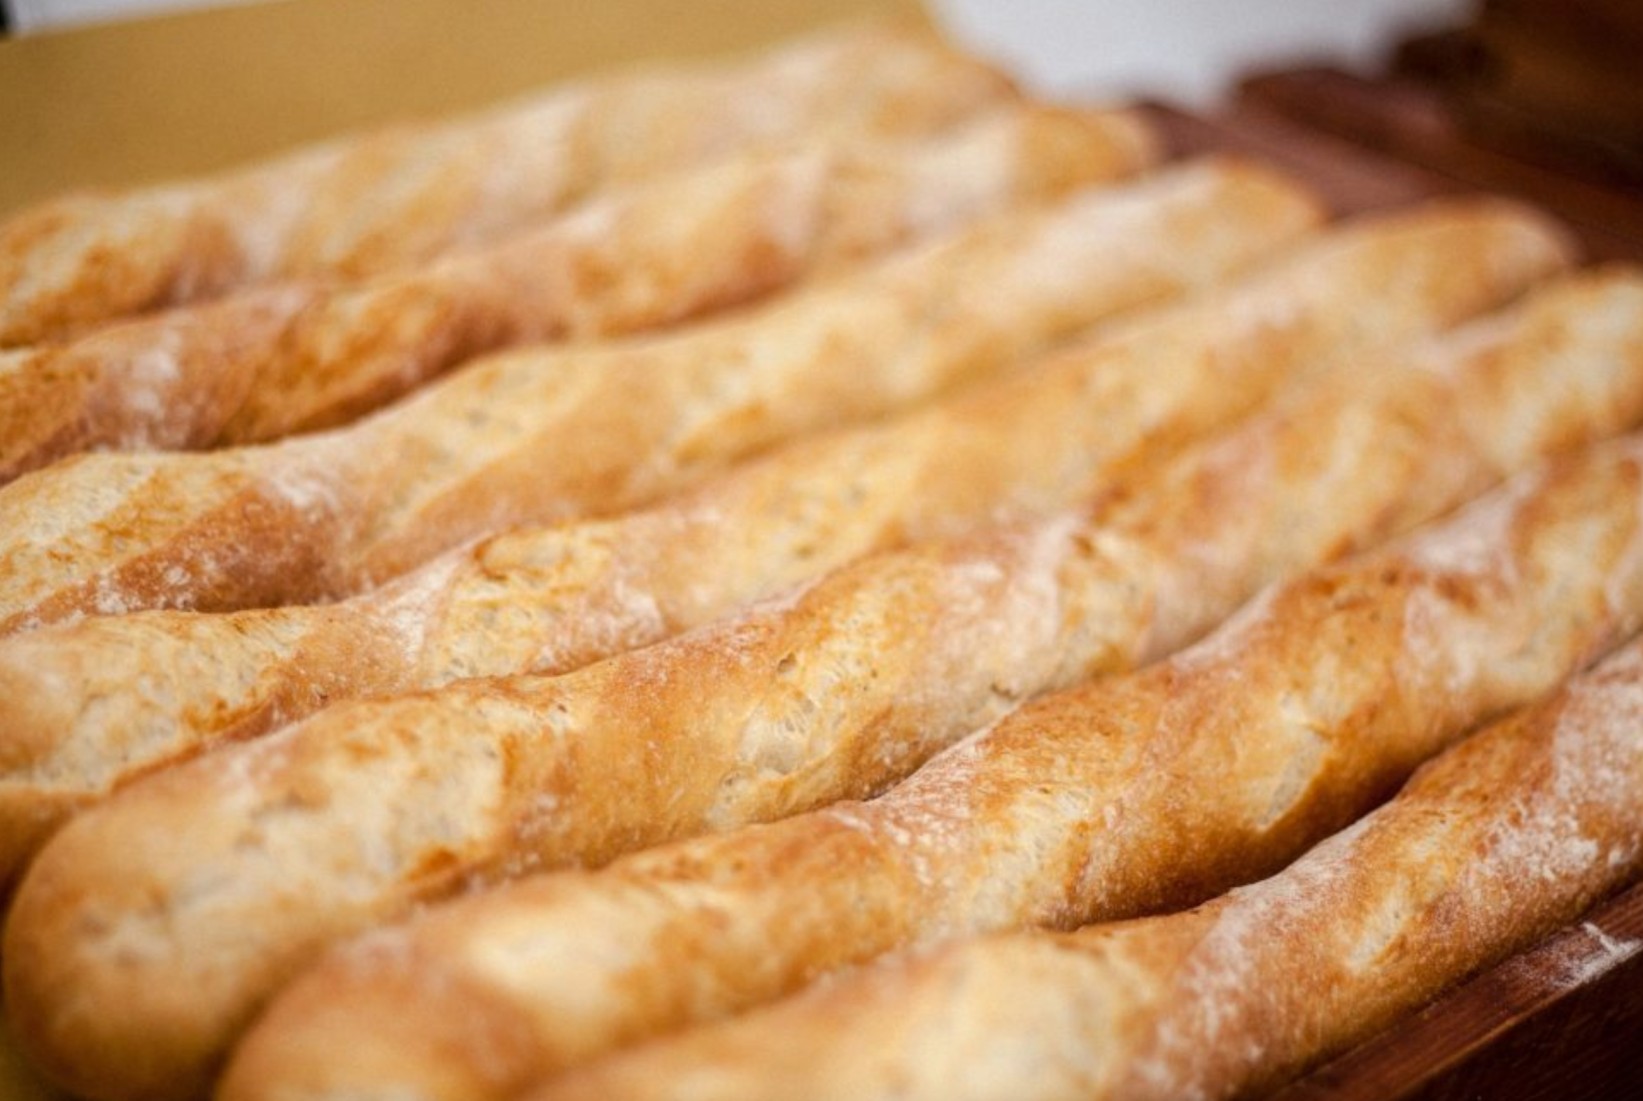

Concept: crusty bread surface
[[0, 158, 1321, 638], [531, 631, 1643, 1101], [0, 197, 1572, 887], [205, 369, 1643, 1101], [0, 104, 1157, 483], [9, 23, 1643, 1101], [13, 269, 1643, 1101]]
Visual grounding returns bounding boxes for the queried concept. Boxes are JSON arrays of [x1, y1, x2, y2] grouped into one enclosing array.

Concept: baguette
[[530, 633, 1643, 1101], [0, 21, 1013, 346], [206, 405, 1643, 1101], [0, 103, 1156, 482], [15, 270, 1643, 1101], [0, 198, 1570, 884], [0, 158, 1321, 637]]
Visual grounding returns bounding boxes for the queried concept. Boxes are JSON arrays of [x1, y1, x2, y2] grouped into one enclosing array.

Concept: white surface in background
[[7, 0, 270, 31], [10, 0, 1471, 107], [931, 0, 1471, 104]]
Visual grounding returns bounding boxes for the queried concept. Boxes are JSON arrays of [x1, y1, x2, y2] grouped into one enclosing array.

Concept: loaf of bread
[[12, 269, 1643, 1101], [0, 158, 1319, 637], [0, 22, 1013, 347], [0, 103, 1155, 483], [198, 411, 1643, 1101], [0, 198, 1569, 886], [528, 631, 1643, 1101]]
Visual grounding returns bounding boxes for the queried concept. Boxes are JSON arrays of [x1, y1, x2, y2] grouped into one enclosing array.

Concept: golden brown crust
[[0, 104, 1157, 483], [533, 636, 1643, 1101], [0, 198, 1572, 890], [0, 22, 1015, 347], [0, 594, 407, 883], [12, 269, 1641, 1101], [211, 337, 1643, 1101], [0, 159, 1322, 637], [0, 443, 362, 635]]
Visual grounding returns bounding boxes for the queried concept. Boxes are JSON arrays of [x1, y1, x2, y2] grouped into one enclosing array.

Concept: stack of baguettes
[[3, 16, 1643, 1101]]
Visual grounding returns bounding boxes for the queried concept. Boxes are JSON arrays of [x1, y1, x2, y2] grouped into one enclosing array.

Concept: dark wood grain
[[1466, 0, 1643, 180], [1140, 100, 1460, 217], [1231, 68, 1643, 261]]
